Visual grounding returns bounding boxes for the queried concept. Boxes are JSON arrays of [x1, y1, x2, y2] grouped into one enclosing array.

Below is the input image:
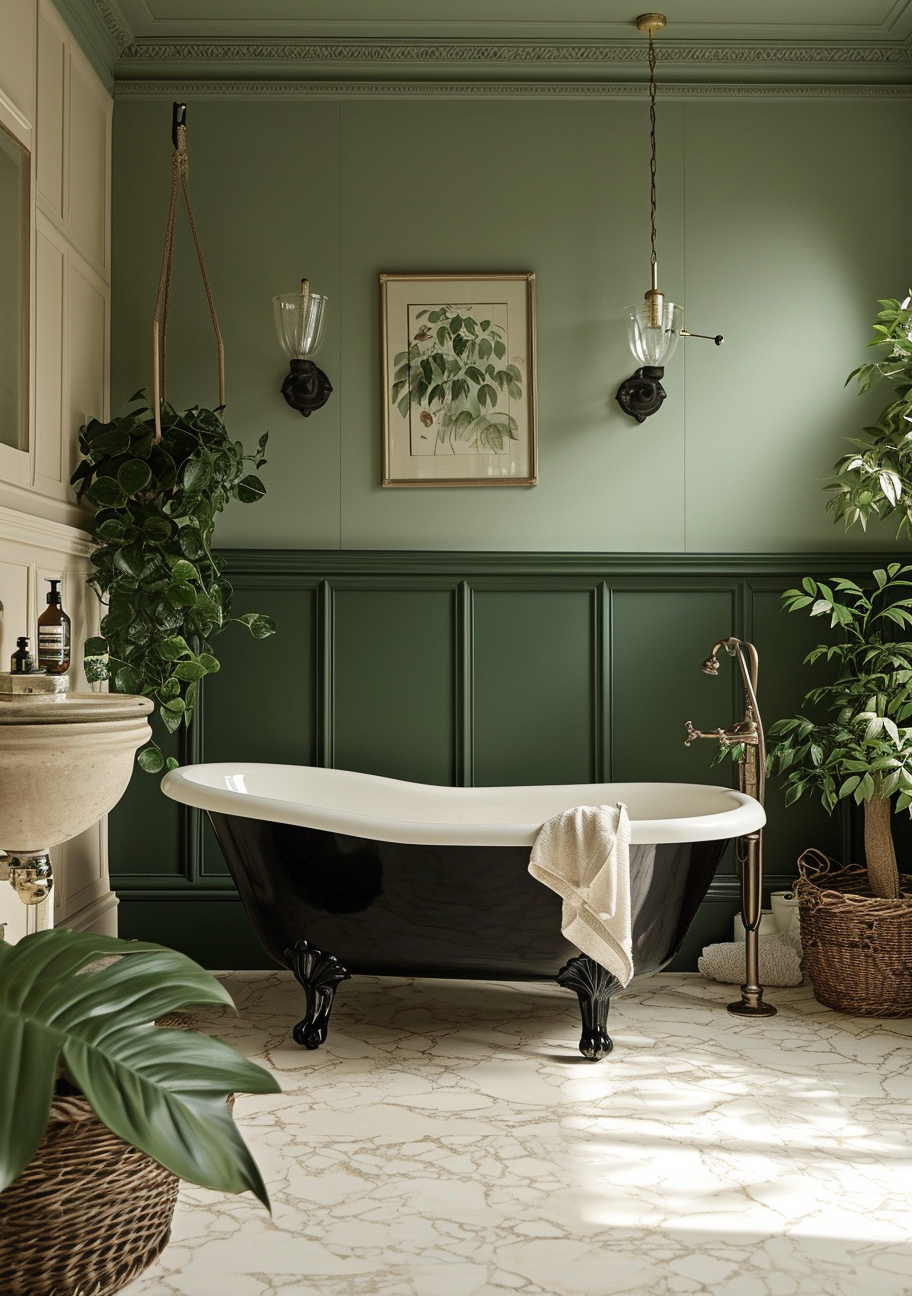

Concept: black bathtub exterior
[[208, 813, 726, 981]]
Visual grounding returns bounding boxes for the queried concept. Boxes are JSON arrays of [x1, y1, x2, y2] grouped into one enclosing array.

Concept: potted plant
[[768, 565, 912, 1014], [70, 393, 275, 774], [0, 927, 280, 1296], [762, 291, 912, 1016], [826, 292, 912, 536]]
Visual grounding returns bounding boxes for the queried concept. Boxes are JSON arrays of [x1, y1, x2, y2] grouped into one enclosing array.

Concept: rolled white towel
[[698, 932, 803, 987]]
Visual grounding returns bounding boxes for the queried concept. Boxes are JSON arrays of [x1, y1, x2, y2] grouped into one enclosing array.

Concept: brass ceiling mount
[[636, 13, 667, 34]]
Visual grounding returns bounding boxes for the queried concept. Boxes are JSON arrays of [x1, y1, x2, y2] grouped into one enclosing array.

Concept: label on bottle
[[38, 627, 67, 666]]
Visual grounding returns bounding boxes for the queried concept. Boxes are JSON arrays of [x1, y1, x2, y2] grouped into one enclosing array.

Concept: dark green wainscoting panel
[[110, 550, 893, 971], [473, 589, 595, 788], [333, 589, 455, 785]]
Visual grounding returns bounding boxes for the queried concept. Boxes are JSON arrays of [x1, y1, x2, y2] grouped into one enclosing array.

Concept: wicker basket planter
[[0, 1095, 179, 1296], [796, 848, 912, 1017]]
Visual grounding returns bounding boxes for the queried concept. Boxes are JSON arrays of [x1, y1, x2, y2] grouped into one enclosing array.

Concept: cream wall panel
[[54, 822, 117, 936], [34, 224, 65, 484], [36, 1, 66, 220], [0, 879, 29, 944], [0, 0, 36, 128], [0, 0, 109, 533], [66, 47, 109, 274], [0, 555, 32, 676], [0, 554, 33, 943], [66, 259, 107, 485]]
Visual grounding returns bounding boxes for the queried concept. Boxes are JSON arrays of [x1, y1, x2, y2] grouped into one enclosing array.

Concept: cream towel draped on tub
[[528, 804, 633, 986]]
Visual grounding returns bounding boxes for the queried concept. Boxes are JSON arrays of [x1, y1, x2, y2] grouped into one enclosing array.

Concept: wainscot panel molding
[[111, 549, 896, 970]]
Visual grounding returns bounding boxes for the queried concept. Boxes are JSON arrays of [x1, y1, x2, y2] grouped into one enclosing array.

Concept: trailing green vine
[[71, 392, 275, 773]]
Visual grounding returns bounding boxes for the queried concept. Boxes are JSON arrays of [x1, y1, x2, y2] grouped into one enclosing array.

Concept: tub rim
[[161, 762, 765, 847]]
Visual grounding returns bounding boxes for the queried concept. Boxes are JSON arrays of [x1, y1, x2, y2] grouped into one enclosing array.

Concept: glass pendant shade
[[625, 299, 683, 368], [273, 290, 327, 360]]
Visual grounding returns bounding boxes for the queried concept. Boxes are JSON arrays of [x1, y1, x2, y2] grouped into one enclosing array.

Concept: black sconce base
[[615, 366, 666, 423], [281, 359, 333, 417]]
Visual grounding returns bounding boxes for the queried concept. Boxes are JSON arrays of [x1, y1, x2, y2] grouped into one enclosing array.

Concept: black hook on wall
[[172, 102, 187, 148]]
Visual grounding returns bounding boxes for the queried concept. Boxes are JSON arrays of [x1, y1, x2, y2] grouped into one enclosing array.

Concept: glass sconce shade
[[273, 290, 327, 360], [625, 299, 683, 368], [273, 284, 332, 418]]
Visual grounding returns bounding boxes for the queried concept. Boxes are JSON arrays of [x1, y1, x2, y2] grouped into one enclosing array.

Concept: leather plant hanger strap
[[151, 108, 225, 443]]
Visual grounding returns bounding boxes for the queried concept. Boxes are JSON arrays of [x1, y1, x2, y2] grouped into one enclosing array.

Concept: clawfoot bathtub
[[162, 765, 764, 1060]]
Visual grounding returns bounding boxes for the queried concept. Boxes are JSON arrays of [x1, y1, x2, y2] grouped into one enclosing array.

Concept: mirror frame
[[0, 116, 30, 456]]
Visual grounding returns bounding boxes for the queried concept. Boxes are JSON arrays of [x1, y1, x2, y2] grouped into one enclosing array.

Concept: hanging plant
[[71, 393, 274, 774], [70, 105, 276, 773]]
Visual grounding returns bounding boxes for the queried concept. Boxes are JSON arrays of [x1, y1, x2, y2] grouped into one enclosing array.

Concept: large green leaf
[[65, 1029, 275, 1204], [0, 931, 279, 1204]]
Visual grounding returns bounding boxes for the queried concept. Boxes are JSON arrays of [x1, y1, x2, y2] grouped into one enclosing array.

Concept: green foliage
[[826, 294, 912, 536], [71, 393, 275, 771], [392, 306, 523, 453], [768, 565, 912, 814], [0, 928, 280, 1203]]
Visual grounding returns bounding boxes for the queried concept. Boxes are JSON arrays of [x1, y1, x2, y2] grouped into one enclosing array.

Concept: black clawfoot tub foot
[[285, 938, 351, 1049], [556, 955, 623, 1061]]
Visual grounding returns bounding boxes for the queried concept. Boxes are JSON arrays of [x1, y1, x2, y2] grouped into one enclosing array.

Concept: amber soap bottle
[[37, 578, 71, 674]]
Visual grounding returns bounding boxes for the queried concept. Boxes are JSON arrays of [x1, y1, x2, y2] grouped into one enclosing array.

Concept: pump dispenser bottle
[[10, 637, 36, 673], [37, 579, 71, 674]]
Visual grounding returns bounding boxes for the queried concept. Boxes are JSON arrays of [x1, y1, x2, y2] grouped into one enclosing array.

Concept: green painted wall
[[108, 90, 912, 973], [112, 93, 912, 553]]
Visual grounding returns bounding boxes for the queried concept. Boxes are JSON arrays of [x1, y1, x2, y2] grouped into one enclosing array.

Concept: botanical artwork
[[393, 303, 523, 456], [381, 274, 536, 487]]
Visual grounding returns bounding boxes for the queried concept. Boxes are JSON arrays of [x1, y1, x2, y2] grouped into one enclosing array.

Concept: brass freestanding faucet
[[685, 636, 776, 1018]]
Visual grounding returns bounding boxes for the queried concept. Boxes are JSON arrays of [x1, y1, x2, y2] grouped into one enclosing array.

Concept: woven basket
[[0, 1095, 179, 1296], [796, 848, 912, 1017]]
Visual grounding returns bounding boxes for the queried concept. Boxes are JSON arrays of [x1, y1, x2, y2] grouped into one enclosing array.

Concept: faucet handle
[[685, 719, 759, 748], [684, 720, 721, 747]]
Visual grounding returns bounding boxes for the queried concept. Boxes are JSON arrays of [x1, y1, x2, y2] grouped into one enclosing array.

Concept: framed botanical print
[[380, 272, 537, 487]]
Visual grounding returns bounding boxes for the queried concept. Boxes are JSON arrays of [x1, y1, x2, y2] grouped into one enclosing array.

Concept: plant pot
[[0, 1095, 179, 1296], [796, 849, 912, 1017]]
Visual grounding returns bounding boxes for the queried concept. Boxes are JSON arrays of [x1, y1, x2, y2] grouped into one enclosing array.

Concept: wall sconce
[[273, 278, 332, 417], [616, 15, 723, 425]]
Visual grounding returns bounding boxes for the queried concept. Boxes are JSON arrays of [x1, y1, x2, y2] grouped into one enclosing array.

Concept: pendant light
[[615, 14, 723, 424]]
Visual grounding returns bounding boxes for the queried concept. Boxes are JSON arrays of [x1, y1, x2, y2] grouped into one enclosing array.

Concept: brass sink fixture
[[685, 636, 777, 1018]]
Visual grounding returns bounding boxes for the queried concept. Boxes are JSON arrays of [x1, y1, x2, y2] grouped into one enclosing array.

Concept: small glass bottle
[[37, 579, 71, 675], [10, 636, 35, 673]]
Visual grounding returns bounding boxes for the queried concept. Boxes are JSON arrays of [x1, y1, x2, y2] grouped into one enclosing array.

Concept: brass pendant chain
[[648, 28, 658, 279]]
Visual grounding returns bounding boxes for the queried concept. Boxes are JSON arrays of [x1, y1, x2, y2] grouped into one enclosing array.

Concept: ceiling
[[56, 0, 912, 89], [111, 0, 912, 42]]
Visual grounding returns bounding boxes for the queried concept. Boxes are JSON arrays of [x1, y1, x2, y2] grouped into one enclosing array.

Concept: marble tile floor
[[120, 971, 912, 1296]]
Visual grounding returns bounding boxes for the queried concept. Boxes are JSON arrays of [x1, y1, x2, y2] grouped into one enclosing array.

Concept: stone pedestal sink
[[0, 689, 153, 904]]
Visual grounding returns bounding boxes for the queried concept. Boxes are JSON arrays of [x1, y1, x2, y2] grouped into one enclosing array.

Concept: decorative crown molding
[[113, 79, 912, 101], [116, 38, 912, 67], [110, 37, 912, 89], [93, 0, 131, 51], [49, 0, 130, 87]]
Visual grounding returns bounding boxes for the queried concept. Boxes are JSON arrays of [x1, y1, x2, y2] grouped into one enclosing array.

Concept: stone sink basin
[[0, 691, 153, 857]]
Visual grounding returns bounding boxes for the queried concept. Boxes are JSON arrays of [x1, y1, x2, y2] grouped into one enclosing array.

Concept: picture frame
[[380, 272, 537, 488]]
